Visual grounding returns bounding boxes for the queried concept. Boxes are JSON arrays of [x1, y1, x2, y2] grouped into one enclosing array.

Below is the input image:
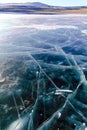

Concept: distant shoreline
[[0, 9, 87, 15], [0, 10, 87, 15]]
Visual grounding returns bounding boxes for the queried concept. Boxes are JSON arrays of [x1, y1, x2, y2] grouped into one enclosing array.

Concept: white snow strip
[[12, 24, 78, 30], [81, 30, 87, 35], [0, 24, 78, 31], [56, 89, 73, 93], [58, 112, 61, 118]]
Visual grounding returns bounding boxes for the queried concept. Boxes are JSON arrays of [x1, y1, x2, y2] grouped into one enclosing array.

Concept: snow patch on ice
[[81, 30, 87, 35]]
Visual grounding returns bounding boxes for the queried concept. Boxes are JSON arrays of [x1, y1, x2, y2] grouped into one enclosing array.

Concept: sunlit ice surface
[[0, 13, 87, 130]]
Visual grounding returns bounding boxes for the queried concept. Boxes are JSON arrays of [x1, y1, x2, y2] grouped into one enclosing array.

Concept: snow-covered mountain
[[26, 2, 49, 7]]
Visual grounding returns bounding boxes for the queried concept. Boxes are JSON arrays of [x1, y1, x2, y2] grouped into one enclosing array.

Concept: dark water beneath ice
[[0, 14, 87, 130]]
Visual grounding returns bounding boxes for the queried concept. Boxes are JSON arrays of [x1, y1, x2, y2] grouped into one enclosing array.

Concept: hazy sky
[[0, 0, 87, 6]]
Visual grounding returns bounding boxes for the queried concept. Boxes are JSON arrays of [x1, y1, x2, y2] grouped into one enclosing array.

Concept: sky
[[0, 0, 87, 6]]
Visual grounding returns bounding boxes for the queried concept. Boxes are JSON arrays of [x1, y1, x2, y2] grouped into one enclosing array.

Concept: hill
[[26, 2, 49, 7]]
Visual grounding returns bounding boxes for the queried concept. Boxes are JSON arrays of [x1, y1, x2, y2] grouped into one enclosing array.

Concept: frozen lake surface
[[0, 14, 87, 130]]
